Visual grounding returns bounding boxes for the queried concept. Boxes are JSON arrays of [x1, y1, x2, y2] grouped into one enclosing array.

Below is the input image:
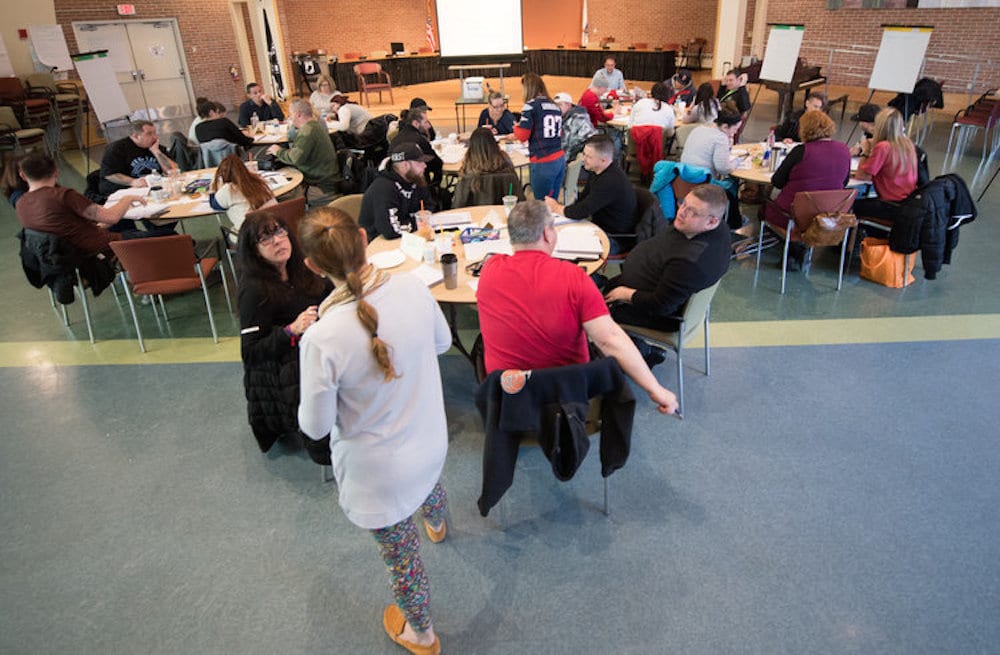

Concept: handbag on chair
[[801, 211, 857, 247], [860, 237, 915, 288]]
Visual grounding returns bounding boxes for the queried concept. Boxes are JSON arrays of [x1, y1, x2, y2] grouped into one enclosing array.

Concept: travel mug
[[441, 253, 458, 289]]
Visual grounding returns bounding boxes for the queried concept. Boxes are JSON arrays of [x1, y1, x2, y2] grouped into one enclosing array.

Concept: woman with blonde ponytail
[[297, 206, 451, 655]]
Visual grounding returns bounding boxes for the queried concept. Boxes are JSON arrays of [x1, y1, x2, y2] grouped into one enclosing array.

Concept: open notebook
[[553, 225, 603, 260]]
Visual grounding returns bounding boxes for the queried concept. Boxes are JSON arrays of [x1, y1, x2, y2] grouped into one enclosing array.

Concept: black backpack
[[83, 170, 107, 205]]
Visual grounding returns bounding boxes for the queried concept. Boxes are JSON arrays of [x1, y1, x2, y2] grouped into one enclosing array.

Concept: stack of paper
[[123, 202, 171, 219], [409, 263, 444, 287], [106, 188, 170, 219], [463, 239, 512, 263], [433, 211, 474, 230], [553, 225, 603, 259], [261, 172, 288, 189]]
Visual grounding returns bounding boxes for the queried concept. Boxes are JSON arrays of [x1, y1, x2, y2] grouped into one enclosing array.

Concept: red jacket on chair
[[630, 125, 663, 179]]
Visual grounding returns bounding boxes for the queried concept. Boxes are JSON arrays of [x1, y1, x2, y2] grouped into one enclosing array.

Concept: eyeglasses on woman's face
[[258, 225, 288, 246]]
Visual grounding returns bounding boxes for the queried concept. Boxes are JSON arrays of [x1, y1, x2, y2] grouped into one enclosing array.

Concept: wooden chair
[[755, 189, 857, 294], [0, 106, 48, 156], [681, 38, 708, 69], [246, 195, 308, 241], [620, 279, 722, 416], [0, 77, 53, 134], [25, 73, 82, 151], [605, 186, 661, 265], [353, 63, 393, 107], [110, 235, 228, 352], [329, 193, 364, 221]]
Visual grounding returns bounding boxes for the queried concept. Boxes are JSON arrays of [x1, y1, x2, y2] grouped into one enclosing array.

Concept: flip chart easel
[[71, 50, 131, 174], [760, 25, 805, 84], [848, 25, 934, 145]]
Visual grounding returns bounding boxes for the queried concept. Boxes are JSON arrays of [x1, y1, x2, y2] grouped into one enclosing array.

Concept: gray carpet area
[[2, 340, 998, 654]]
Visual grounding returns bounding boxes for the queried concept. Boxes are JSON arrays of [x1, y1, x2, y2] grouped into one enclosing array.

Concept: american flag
[[425, 0, 437, 51]]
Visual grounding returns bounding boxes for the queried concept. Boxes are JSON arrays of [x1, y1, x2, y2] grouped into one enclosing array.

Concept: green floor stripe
[[1, 314, 997, 367]]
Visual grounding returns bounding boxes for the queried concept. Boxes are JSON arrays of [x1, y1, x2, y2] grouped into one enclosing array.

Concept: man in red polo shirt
[[476, 199, 678, 415]]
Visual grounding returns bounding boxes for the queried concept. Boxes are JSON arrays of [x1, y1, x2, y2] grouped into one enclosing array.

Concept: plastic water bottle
[[251, 112, 259, 133], [767, 128, 775, 150]]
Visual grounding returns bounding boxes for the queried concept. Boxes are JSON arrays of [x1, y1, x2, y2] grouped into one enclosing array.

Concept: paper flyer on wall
[[0, 33, 14, 77]]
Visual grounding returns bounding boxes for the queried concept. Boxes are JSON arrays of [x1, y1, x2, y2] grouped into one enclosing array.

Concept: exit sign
[[117, 4, 135, 15]]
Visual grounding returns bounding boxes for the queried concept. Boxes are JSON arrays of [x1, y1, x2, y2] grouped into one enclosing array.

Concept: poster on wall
[[29, 24, 73, 71], [828, 0, 997, 7], [0, 33, 14, 77]]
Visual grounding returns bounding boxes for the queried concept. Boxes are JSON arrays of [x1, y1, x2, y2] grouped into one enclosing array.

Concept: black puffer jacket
[[889, 174, 977, 279], [475, 357, 636, 517], [18, 228, 117, 304], [239, 276, 332, 453]]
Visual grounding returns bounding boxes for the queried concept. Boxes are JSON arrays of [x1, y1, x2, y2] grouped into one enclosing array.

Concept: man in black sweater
[[545, 134, 636, 253], [603, 184, 730, 336]]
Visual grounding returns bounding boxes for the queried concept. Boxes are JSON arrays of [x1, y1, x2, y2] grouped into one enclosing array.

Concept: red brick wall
[[276, 0, 438, 59], [588, 0, 717, 50], [276, 0, 716, 55], [763, 0, 1000, 95], [54, 0, 248, 107]]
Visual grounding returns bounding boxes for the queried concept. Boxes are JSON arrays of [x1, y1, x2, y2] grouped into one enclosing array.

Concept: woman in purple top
[[765, 110, 850, 229]]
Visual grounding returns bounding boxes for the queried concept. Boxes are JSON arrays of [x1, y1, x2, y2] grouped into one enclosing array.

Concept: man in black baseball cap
[[850, 103, 880, 156], [391, 105, 443, 187], [358, 142, 436, 240], [669, 68, 696, 105], [405, 97, 437, 141], [409, 97, 433, 111]]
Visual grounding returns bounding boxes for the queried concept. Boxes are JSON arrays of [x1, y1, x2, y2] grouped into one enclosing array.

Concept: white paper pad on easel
[[463, 239, 512, 262], [409, 263, 444, 287], [553, 225, 603, 259]]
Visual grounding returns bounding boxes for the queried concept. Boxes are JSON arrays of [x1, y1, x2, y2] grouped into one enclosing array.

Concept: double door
[[73, 19, 195, 121]]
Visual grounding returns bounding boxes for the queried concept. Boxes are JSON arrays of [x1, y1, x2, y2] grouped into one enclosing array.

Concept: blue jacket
[[650, 161, 714, 218]]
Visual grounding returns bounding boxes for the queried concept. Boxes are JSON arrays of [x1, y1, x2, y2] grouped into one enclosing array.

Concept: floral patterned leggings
[[370, 482, 447, 633]]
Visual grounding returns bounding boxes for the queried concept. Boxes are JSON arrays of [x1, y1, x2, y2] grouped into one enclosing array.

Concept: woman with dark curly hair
[[237, 210, 332, 456]]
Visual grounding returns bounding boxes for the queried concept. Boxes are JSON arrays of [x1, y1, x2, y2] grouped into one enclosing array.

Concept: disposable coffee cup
[[435, 234, 453, 256], [441, 253, 458, 289], [502, 195, 518, 216], [422, 241, 436, 264]]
